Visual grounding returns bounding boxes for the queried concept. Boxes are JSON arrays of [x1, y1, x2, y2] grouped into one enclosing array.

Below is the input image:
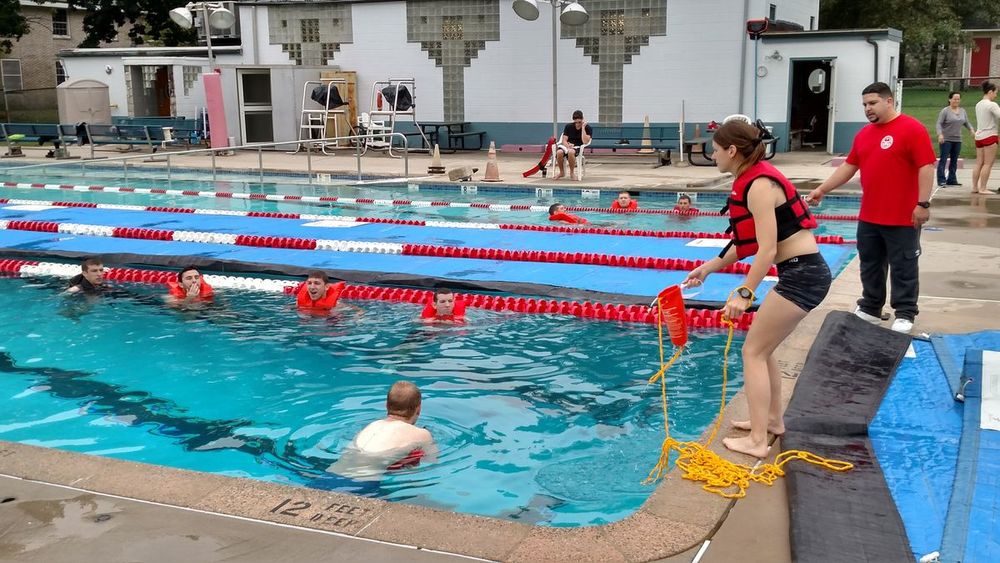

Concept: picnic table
[[417, 121, 487, 150], [683, 133, 779, 166]]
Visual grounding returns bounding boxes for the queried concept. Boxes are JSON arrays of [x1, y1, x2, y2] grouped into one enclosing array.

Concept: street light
[[169, 2, 236, 67], [512, 0, 589, 139]]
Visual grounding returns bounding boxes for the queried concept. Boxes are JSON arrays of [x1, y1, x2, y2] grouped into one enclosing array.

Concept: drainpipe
[[738, 0, 750, 113], [252, 6, 260, 65], [865, 35, 879, 82]]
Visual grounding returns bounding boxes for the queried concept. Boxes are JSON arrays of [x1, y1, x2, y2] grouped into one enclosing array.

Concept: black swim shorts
[[773, 252, 831, 312]]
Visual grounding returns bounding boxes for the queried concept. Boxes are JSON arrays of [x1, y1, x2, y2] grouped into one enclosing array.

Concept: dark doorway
[[788, 59, 832, 152], [155, 67, 171, 116]]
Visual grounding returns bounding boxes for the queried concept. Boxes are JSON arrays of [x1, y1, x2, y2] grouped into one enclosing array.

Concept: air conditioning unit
[[195, 2, 240, 41]]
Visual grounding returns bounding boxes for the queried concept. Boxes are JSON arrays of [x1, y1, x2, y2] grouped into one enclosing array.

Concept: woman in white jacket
[[972, 81, 1000, 194]]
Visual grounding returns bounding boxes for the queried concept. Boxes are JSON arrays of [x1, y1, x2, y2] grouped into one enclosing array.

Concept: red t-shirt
[[845, 114, 935, 226]]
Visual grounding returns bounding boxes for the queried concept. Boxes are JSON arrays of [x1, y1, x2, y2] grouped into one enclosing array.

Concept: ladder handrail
[[0, 133, 411, 184]]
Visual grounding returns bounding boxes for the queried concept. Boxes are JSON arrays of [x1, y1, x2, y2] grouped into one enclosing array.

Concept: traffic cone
[[691, 124, 703, 153], [638, 115, 655, 154], [428, 144, 445, 175], [482, 141, 503, 182]]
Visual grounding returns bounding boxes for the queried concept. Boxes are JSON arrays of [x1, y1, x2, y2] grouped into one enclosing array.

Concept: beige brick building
[[1, 1, 130, 119]]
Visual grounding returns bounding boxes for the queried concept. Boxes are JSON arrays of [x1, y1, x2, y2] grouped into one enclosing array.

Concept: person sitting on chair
[[554, 110, 592, 181]]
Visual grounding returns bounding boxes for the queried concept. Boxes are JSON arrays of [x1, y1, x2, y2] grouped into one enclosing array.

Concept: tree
[[0, 0, 32, 55], [68, 0, 196, 48], [820, 0, 1000, 76]]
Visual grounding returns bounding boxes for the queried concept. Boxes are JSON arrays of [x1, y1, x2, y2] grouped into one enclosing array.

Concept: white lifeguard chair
[[295, 79, 349, 155], [365, 78, 429, 158]]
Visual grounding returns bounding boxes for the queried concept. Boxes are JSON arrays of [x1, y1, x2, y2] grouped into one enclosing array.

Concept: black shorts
[[773, 252, 831, 312]]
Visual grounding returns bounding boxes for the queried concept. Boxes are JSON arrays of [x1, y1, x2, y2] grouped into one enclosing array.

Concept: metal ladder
[[367, 78, 429, 158], [294, 79, 349, 155]]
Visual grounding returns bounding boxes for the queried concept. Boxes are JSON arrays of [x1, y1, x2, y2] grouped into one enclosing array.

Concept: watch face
[[738, 288, 752, 299]]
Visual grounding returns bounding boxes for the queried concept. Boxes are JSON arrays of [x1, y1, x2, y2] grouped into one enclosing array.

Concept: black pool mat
[[783, 311, 913, 562]]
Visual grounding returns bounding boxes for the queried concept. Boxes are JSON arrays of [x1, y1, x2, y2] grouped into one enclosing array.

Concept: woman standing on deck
[[682, 119, 830, 458], [972, 81, 1000, 194], [935, 91, 975, 188]]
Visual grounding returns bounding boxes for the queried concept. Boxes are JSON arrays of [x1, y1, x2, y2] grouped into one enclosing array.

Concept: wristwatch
[[736, 286, 753, 299], [916, 201, 930, 209]]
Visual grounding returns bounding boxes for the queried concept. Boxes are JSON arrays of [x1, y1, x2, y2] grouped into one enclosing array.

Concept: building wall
[[759, 34, 898, 152], [2, 4, 129, 113]]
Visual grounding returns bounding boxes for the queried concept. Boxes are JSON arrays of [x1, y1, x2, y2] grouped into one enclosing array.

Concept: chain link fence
[[897, 77, 1000, 160], [0, 86, 59, 123]]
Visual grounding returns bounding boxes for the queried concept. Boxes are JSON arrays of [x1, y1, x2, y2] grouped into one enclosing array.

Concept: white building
[[58, 0, 900, 153]]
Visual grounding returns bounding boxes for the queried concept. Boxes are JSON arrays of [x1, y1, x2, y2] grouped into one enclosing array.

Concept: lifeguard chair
[[295, 79, 350, 155], [365, 78, 429, 158]]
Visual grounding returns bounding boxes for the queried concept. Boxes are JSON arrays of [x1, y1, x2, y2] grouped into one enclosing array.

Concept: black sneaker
[[946, 182, 961, 186]]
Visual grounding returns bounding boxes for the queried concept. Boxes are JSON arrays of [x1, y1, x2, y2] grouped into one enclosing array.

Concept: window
[[1, 59, 22, 91], [52, 8, 69, 37], [55, 61, 67, 85], [768, 4, 776, 20]]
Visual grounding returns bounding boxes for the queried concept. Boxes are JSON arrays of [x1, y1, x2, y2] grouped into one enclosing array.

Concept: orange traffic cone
[[691, 124, 703, 153], [428, 144, 445, 175], [482, 141, 503, 182]]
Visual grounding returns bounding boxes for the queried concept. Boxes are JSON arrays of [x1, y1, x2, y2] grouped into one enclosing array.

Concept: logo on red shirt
[[880, 135, 894, 149]]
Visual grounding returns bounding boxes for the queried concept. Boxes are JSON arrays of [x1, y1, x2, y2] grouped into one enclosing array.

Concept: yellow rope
[[643, 296, 853, 499]]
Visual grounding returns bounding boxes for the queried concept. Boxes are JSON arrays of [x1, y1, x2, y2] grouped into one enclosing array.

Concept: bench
[[1, 123, 80, 159], [684, 134, 780, 166], [85, 123, 159, 159], [586, 124, 679, 166], [112, 116, 204, 149], [448, 130, 487, 150]]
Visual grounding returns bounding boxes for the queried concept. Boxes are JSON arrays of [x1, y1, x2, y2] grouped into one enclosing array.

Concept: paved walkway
[[1, 147, 998, 562]]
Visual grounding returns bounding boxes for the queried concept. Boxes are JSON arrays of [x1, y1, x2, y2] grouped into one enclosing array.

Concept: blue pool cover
[[0, 203, 855, 305]]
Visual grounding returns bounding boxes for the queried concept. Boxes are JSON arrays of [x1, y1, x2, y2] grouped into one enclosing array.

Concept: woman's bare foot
[[552, 173, 564, 180], [731, 419, 785, 436], [976, 189, 992, 194], [723, 435, 770, 458]]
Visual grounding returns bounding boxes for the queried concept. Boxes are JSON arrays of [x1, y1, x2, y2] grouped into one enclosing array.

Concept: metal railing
[[0, 133, 411, 185]]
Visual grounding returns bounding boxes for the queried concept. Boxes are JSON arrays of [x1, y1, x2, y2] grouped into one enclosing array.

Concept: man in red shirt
[[807, 82, 935, 334]]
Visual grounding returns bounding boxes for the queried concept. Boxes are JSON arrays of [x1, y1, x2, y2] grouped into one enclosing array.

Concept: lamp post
[[512, 0, 589, 140], [169, 2, 236, 68]]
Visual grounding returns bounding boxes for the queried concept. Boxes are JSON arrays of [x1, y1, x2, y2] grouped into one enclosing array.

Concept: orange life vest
[[420, 297, 467, 320], [611, 199, 638, 210], [723, 161, 817, 259], [167, 279, 214, 301], [296, 281, 345, 310], [549, 212, 587, 224]]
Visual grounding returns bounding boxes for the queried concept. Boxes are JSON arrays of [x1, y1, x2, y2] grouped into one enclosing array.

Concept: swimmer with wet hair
[[329, 381, 438, 479]]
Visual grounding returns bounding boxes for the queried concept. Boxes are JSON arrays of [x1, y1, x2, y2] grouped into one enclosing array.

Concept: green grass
[[902, 87, 980, 160]]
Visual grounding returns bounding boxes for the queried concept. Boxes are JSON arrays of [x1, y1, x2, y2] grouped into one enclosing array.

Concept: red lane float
[[0, 217, 779, 274], [0, 259, 755, 330]]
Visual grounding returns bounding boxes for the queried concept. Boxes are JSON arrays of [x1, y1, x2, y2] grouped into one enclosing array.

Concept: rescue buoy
[[386, 448, 425, 471], [654, 285, 688, 347]]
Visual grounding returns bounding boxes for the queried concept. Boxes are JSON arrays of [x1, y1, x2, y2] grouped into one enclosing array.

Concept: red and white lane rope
[[0, 217, 779, 275], [0, 181, 861, 221], [0, 196, 853, 245], [0, 258, 755, 329], [0, 219, 777, 276]]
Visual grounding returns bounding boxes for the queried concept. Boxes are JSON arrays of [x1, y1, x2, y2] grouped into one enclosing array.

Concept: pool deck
[[1, 147, 999, 562]]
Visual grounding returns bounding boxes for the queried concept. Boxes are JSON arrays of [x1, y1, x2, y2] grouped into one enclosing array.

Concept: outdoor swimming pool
[[0, 275, 744, 527]]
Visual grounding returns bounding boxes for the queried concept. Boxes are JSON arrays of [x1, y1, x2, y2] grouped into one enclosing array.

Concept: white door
[[826, 60, 837, 154]]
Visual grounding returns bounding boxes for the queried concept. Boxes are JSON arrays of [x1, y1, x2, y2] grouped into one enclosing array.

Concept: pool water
[[0, 276, 744, 526], [0, 172, 862, 239]]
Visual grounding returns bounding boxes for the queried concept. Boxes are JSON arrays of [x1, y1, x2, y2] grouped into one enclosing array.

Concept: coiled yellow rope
[[643, 296, 853, 499]]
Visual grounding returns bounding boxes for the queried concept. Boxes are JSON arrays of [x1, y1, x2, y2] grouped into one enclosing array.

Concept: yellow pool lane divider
[[643, 286, 853, 499]]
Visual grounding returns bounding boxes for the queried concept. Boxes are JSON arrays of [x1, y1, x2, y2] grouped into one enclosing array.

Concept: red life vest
[[549, 212, 587, 224], [420, 297, 467, 320], [296, 281, 345, 310], [611, 199, 638, 210], [724, 160, 817, 259], [167, 279, 214, 301]]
